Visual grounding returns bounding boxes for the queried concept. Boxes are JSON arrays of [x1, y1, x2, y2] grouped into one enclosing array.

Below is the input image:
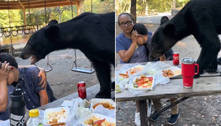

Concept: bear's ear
[[45, 25, 60, 41], [163, 23, 175, 37], [48, 20, 58, 26]]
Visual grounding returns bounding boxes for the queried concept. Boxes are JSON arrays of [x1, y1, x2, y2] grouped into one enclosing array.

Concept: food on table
[[93, 102, 115, 110], [84, 116, 115, 126], [115, 84, 121, 93], [119, 65, 144, 79], [133, 75, 153, 88], [45, 108, 68, 125], [162, 69, 174, 77], [128, 66, 143, 75], [119, 73, 129, 78]]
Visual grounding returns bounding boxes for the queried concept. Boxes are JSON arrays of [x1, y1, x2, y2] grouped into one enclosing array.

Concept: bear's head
[[20, 20, 61, 64], [149, 23, 177, 60]]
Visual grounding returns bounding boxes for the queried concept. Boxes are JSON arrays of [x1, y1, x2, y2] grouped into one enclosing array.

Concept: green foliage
[[116, 0, 190, 16], [0, 0, 114, 28]]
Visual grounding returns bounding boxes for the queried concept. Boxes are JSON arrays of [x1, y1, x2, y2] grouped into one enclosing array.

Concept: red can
[[173, 53, 179, 65], [77, 81, 87, 99]]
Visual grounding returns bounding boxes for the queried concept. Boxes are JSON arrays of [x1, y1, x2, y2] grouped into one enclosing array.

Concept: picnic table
[[39, 84, 100, 110], [116, 62, 221, 126]]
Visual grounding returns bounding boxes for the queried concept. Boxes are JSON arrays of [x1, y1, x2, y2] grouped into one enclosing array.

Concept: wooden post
[[130, 0, 136, 22], [172, 0, 176, 9], [77, 1, 80, 15], [23, 9, 26, 26]]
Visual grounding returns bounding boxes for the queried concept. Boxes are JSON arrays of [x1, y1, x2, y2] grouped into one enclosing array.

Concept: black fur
[[20, 12, 115, 98], [150, 0, 221, 76]]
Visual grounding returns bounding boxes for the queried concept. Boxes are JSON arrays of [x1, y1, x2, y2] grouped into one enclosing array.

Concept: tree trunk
[[130, 0, 136, 22], [172, 0, 176, 9]]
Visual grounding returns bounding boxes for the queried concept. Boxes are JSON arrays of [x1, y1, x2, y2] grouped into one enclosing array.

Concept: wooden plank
[[0, 0, 81, 10], [39, 84, 100, 110], [117, 76, 221, 101], [116, 62, 221, 102], [38, 84, 115, 110]]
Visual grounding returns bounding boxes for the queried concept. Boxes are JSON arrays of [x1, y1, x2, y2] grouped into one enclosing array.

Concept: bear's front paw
[[205, 68, 217, 73]]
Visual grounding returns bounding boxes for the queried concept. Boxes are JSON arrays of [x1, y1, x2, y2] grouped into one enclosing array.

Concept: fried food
[[119, 73, 129, 78], [84, 116, 115, 126], [162, 69, 174, 77], [93, 102, 115, 110]]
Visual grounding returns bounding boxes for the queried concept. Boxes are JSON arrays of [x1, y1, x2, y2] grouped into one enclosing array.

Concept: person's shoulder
[[116, 33, 125, 40], [20, 66, 40, 76], [148, 32, 152, 36]]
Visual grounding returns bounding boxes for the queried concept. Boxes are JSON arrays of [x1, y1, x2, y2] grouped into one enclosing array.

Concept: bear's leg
[[191, 11, 221, 77], [205, 55, 218, 73], [194, 34, 220, 77], [93, 61, 111, 98]]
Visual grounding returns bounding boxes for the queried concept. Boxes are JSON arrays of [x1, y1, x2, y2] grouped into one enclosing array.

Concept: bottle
[[10, 87, 26, 126], [27, 109, 41, 126]]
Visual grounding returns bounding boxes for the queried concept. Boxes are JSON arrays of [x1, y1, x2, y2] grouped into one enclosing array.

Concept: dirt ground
[[116, 23, 221, 126]]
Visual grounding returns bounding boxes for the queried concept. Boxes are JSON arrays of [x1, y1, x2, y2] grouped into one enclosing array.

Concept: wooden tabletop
[[39, 84, 100, 110], [116, 62, 221, 102]]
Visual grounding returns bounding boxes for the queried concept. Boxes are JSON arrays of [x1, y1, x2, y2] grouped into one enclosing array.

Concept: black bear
[[150, 0, 221, 76], [20, 12, 115, 98]]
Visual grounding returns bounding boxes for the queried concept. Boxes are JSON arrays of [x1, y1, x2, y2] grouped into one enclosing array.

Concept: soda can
[[173, 52, 179, 65], [77, 81, 87, 99]]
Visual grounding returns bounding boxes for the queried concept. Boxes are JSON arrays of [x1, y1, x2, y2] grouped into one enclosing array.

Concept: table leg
[[137, 100, 148, 126]]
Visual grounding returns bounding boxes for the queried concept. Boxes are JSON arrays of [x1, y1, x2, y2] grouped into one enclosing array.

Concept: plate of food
[[118, 65, 144, 79], [43, 107, 69, 126], [90, 99, 115, 111], [130, 75, 154, 91], [82, 113, 116, 126], [162, 67, 181, 78]]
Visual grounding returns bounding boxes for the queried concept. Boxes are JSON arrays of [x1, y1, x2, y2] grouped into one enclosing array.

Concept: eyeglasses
[[119, 21, 133, 26]]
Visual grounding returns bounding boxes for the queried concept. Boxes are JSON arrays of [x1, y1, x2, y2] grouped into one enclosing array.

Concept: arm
[[118, 42, 137, 62], [30, 67, 49, 106], [118, 32, 138, 62], [39, 89, 49, 106], [0, 80, 8, 112], [0, 62, 10, 112]]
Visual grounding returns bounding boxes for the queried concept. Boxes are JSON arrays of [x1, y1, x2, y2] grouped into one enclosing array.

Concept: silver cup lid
[[182, 57, 194, 64]]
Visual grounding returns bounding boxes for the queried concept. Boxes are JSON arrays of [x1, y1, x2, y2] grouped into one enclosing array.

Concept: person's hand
[[131, 30, 138, 44], [0, 62, 10, 84], [160, 55, 166, 61], [38, 68, 47, 89]]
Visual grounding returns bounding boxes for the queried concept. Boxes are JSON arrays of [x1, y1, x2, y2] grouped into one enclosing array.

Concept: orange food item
[[119, 73, 129, 78], [84, 116, 115, 126], [93, 102, 115, 110], [162, 70, 174, 77]]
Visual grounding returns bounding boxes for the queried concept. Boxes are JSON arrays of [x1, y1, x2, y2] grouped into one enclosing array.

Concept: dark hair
[[132, 23, 148, 35], [160, 16, 169, 25], [0, 53, 18, 68], [118, 13, 134, 25]]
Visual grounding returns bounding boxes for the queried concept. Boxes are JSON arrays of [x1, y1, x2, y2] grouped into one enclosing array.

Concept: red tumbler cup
[[181, 58, 199, 88]]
